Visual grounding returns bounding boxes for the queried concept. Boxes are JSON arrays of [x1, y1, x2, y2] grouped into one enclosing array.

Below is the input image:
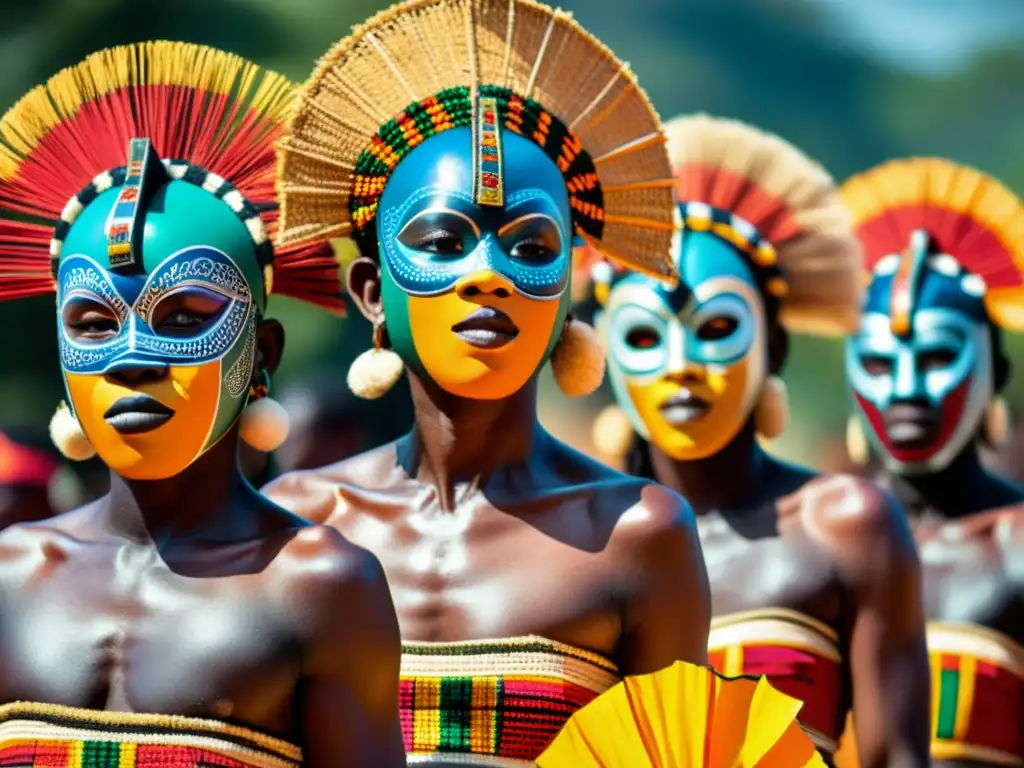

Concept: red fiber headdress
[[0, 41, 344, 314], [841, 157, 1024, 331]]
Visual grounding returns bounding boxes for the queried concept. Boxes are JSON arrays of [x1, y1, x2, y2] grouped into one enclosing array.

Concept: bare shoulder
[[606, 480, 701, 567], [0, 504, 99, 586], [276, 524, 391, 605], [262, 442, 401, 524], [277, 524, 400, 677], [782, 474, 917, 577]]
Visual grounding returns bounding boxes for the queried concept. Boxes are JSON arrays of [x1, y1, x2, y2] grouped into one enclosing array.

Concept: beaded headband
[[351, 85, 604, 251], [590, 202, 788, 305]]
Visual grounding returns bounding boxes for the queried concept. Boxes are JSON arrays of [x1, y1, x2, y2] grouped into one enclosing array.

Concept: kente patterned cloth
[[708, 608, 843, 757], [400, 635, 621, 766], [0, 702, 302, 768], [927, 622, 1024, 766]]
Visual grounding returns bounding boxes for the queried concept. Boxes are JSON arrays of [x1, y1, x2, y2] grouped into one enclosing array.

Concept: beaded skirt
[[708, 608, 844, 757], [0, 702, 302, 768], [927, 622, 1024, 766], [400, 635, 621, 766]]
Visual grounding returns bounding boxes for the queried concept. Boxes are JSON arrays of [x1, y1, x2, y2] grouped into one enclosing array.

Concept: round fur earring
[[348, 321, 404, 400], [551, 315, 605, 397], [239, 370, 291, 452], [592, 403, 634, 459], [753, 375, 789, 440], [49, 401, 95, 461], [846, 414, 870, 465], [983, 396, 1011, 448]]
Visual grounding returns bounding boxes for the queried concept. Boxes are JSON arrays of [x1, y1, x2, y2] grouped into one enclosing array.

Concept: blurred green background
[[1, 0, 1023, 469]]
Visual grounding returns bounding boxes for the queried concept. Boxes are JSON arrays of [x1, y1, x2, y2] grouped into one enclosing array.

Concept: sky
[[809, 0, 1024, 75]]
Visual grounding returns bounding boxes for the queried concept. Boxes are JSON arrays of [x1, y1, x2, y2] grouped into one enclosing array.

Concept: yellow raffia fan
[[841, 157, 1024, 332], [275, 0, 677, 280], [538, 662, 826, 768]]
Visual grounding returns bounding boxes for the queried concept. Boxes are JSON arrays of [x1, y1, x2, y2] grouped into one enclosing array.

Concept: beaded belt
[[709, 608, 844, 756], [400, 635, 621, 765], [0, 702, 302, 768], [928, 622, 1024, 766]]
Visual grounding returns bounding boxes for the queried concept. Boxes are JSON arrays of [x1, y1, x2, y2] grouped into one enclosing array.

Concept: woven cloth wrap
[[0, 702, 303, 768], [399, 635, 621, 765]]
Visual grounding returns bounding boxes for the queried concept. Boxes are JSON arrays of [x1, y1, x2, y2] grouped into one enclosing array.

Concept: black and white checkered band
[[48, 160, 272, 274], [591, 202, 788, 297]]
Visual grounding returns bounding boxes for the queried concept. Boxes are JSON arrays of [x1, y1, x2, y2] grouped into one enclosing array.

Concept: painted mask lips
[[103, 394, 175, 435], [883, 401, 939, 449], [659, 389, 711, 427], [451, 306, 520, 350]]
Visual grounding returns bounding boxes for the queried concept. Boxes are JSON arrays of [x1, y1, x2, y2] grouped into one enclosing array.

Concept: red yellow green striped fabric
[[927, 622, 1024, 766], [399, 636, 620, 765], [0, 702, 301, 768]]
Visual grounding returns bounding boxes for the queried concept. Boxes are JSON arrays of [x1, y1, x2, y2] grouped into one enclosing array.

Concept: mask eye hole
[[918, 348, 958, 371], [695, 315, 738, 341], [149, 287, 230, 337], [398, 209, 477, 258], [861, 354, 893, 377], [626, 327, 661, 350], [63, 296, 120, 342]]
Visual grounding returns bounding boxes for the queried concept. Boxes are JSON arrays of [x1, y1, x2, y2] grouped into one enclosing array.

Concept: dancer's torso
[[0, 504, 332, 742], [265, 442, 668, 765], [698, 475, 849, 766]]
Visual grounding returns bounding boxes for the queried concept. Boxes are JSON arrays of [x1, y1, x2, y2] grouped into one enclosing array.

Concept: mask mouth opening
[[658, 389, 712, 426]]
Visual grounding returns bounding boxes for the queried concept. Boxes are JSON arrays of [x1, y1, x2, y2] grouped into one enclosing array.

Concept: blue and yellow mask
[[374, 123, 573, 400], [599, 209, 772, 460], [55, 139, 269, 480], [846, 230, 994, 474]]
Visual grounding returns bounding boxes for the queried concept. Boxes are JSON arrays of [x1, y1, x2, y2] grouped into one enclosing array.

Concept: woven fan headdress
[[587, 114, 861, 336], [841, 157, 1024, 332], [0, 41, 343, 313], [275, 0, 677, 281]]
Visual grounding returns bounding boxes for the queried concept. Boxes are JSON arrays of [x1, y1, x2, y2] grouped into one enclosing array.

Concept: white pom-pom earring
[[239, 370, 291, 452], [348, 321, 405, 399], [550, 315, 605, 397], [49, 401, 95, 461]]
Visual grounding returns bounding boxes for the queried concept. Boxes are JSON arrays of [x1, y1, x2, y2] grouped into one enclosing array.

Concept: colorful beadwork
[[678, 201, 787, 297], [0, 702, 302, 768], [399, 636, 620, 764], [708, 608, 844, 757], [105, 139, 153, 268], [927, 622, 1024, 765], [351, 85, 605, 249], [474, 97, 504, 208]]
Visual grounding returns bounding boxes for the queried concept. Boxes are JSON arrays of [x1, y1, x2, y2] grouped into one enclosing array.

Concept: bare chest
[[698, 513, 840, 625], [0, 551, 300, 729], [331, 496, 622, 651], [917, 526, 1024, 643]]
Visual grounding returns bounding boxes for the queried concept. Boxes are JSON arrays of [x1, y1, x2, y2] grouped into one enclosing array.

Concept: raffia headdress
[[0, 41, 342, 312], [275, 0, 677, 280], [841, 157, 1024, 332]]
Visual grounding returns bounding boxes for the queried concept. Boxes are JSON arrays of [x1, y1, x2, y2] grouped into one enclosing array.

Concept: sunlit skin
[[601, 235, 766, 460], [376, 128, 571, 399]]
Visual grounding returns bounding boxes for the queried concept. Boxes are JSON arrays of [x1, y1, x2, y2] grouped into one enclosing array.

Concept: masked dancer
[[266, 0, 711, 763], [0, 42, 404, 767], [587, 115, 930, 767], [843, 157, 1024, 768]]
